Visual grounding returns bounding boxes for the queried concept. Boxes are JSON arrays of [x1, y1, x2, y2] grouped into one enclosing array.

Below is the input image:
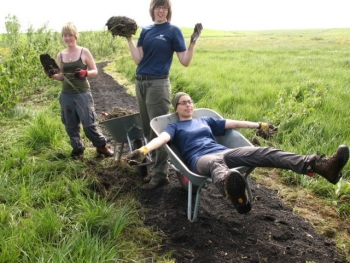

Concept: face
[[63, 34, 77, 47], [176, 95, 194, 120], [153, 5, 168, 23]]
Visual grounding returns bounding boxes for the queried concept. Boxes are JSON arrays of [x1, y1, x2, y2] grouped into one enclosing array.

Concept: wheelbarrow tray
[[100, 113, 150, 163], [100, 113, 143, 144], [150, 108, 255, 222]]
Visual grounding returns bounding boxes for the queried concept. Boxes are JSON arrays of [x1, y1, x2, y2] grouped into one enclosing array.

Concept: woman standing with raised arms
[[125, 0, 203, 190]]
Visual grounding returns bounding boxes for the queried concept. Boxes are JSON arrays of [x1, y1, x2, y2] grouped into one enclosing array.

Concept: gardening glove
[[125, 146, 149, 166], [74, 68, 88, 78], [256, 122, 278, 139], [190, 23, 203, 44]]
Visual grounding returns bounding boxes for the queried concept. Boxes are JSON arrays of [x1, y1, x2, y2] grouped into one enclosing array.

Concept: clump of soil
[[101, 107, 137, 121], [105, 16, 138, 38], [83, 159, 140, 199]]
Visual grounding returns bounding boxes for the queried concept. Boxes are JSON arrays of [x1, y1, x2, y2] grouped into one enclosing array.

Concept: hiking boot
[[310, 145, 349, 184], [71, 150, 84, 161], [142, 179, 169, 190], [224, 170, 251, 214], [143, 173, 152, 183], [96, 146, 114, 157]]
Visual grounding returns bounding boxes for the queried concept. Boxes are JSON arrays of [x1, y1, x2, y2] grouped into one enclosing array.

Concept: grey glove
[[190, 23, 203, 44]]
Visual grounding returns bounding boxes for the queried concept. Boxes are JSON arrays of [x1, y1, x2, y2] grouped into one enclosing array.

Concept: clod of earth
[[100, 107, 137, 121], [106, 16, 138, 38]]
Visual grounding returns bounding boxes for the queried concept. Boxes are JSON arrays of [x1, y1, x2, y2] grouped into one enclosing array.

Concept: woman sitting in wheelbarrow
[[126, 92, 349, 214]]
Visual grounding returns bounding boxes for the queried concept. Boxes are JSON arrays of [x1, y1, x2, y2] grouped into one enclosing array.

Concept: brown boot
[[96, 146, 114, 157], [310, 145, 349, 184], [224, 170, 251, 214], [143, 173, 152, 183], [141, 179, 169, 190]]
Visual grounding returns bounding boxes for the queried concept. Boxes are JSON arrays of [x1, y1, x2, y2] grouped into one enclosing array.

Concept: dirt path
[[90, 61, 347, 263]]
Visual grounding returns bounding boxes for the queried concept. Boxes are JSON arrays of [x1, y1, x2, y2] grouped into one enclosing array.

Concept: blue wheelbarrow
[[150, 108, 255, 222]]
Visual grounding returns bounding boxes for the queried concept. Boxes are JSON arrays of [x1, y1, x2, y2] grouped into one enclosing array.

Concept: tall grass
[[1, 16, 350, 261], [114, 27, 350, 171]]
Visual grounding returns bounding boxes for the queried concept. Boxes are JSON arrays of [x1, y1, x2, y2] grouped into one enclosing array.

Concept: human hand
[[40, 53, 60, 78], [74, 68, 88, 78], [190, 23, 203, 44], [44, 70, 52, 78], [256, 122, 278, 139], [125, 146, 149, 166]]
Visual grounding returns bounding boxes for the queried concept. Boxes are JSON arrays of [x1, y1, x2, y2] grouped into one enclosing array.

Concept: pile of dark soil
[[88, 61, 347, 263]]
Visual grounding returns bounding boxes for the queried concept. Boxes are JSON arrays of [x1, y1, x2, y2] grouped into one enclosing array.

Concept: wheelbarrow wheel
[[133, 139, 148, 177], [176, 171, 198, 193]]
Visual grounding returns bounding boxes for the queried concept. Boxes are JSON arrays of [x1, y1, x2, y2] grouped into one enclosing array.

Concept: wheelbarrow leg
[[117, 143, 124, 161], [244, 167, 255, 204], [188, 180, 207, 222], [113, 141, 118, 160]]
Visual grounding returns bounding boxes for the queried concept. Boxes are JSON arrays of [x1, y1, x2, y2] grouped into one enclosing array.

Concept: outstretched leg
[[223, 146, 349, 184]]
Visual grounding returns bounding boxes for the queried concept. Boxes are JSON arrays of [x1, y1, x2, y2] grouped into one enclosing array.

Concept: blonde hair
[[61, 22, 79, 39], [149, 0, 172, 22]]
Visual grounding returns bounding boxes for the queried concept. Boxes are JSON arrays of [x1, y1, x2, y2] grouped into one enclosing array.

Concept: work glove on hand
[[256, 122, 278, 139], [125, 146, 149, 166], [190, 23, 203, 44], [74, 68, 88, 78]]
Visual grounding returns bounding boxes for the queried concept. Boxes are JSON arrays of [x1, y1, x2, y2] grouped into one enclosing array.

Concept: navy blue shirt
[[136, 22, 186, 76], [164, 117, 228, 173]]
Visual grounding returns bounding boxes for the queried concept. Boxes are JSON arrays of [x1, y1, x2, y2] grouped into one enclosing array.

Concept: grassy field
[[1, 17, 350, 261]]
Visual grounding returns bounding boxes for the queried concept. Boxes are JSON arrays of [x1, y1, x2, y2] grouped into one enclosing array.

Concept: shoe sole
[[225, 171, 251, 214], [330, 145, 349, 184]]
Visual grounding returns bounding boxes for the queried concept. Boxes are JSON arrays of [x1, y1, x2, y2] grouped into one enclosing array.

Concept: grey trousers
[[59, 92, 107, 153], [196, 146, 316, 190], [135, 78, 171, 182]]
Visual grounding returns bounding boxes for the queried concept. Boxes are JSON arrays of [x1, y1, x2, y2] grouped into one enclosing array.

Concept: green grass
[[1, 18, 350, 261]]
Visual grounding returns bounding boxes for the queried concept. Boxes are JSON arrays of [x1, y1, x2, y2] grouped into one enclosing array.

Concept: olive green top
[[60, 49, 90, 93]]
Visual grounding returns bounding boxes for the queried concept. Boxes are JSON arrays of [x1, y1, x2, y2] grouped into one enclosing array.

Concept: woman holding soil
[[48, 22, 113, 160], [125, 0, 203, 190]]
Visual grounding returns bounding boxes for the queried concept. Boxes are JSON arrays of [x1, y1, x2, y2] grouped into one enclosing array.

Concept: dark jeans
[[59, 92, 106, 153], [196, 146, 316, 190], [135, 78, 171, 182]]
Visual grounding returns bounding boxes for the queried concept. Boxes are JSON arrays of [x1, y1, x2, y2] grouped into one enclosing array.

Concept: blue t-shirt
[[136, 22, 186, 76], [164, 117, 228, 173]]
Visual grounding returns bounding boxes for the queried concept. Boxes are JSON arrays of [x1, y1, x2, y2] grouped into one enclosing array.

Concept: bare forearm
[[86, 69, 98, 78], [127, 37, 142, 64], [51, 73, 64, 81], [225, 120, 260, 129], [145, 132, 171, 152], [177, 43, 195, 67]]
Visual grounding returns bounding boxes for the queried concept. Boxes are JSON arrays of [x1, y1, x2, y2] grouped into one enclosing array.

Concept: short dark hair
[[149, 0, 172, 22]]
